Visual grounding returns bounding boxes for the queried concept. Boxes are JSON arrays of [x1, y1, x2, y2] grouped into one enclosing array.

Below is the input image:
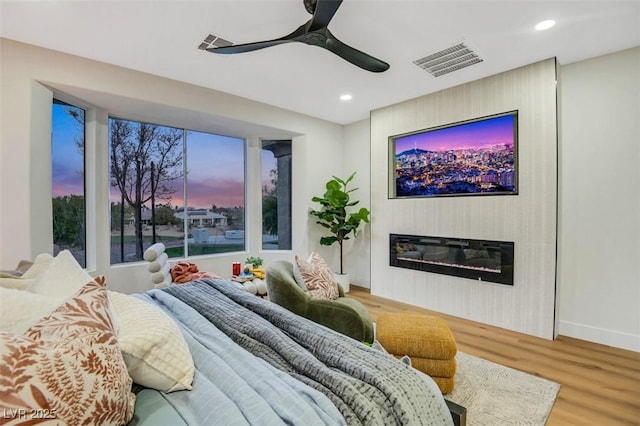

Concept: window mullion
[[183, 129, 189, 258]]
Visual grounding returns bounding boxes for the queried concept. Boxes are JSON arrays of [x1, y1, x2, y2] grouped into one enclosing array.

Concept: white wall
[[351, 49, 639, 350], [341, 119, 372, 288], [370, 59, 558, 339], [0, 38, 344, 293], [557, 47, 640, 352]]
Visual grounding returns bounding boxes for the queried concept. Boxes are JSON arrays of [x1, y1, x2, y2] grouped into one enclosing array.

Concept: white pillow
[[0, 287, 65, 333], [19, 253, 54, 279], [0, 251, 121, 335], [0, 276, 34, 290], [108, 291, 194, 392], [30, 250, 93, 297], [1, 253, 54, 290], [0, 251, 96, 333]]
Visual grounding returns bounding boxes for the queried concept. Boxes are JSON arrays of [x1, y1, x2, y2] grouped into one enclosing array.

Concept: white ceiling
[[1, 0, 639, 125]]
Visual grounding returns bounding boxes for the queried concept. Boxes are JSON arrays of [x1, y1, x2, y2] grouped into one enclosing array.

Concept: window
[[108, 117, 245, 264], [51, 99, 86, 267], [262, 140, 292, 250], [183, 131, 245, 257]]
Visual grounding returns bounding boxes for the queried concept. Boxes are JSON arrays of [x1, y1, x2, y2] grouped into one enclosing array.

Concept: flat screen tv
[[390, 111, 518, 198]]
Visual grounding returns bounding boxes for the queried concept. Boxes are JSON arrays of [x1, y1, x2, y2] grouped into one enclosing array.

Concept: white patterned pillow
[[108, 291, 194, 392], [0, 277, 135, 425], [295, 251, 340, 300]]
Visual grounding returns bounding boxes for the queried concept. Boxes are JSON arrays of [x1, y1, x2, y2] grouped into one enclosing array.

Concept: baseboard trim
[[558, 320, 640, 352], [349, 284, 370, 292]]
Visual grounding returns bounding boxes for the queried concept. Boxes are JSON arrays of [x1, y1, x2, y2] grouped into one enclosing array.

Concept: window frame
[[261, 140, 292, 251], [107, 116, 249, 265], [47, 86, 298, 276], [51, 98, 87, 267]]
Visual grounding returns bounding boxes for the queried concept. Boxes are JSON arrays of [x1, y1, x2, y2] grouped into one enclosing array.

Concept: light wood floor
[[348, 286, 640, 426]]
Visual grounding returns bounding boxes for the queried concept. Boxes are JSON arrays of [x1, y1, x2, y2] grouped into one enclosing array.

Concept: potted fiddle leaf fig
[[310, 172, 370, 292]]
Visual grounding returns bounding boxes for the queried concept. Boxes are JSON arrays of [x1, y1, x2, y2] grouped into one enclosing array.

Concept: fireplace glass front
[[390, 233, 514, 285]]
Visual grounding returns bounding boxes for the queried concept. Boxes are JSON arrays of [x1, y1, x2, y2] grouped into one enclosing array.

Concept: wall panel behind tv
[[370, 58, 558, 339]]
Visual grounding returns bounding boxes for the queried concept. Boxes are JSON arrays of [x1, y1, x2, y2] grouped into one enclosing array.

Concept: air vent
[[413, 42, 483, 77], [198, 34, 233, 51]]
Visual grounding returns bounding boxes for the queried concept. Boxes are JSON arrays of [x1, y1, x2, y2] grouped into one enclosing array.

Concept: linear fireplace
[[390, 233, 514, 285]]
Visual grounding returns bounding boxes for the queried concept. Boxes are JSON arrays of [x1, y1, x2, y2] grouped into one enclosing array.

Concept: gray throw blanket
[[155, 279, 452, 426]]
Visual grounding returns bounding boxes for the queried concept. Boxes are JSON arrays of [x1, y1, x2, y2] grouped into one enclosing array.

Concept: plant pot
[[334, 273, 350, 294]]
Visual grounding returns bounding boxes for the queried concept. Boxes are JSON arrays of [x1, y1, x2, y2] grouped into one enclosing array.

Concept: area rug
[[445, 351, 560, 426]]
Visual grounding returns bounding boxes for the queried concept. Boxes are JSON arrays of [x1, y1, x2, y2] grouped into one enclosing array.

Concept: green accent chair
[[265, 260, 374, 344]]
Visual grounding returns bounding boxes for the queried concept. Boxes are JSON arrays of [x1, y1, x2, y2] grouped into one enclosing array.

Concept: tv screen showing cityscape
[[390, 111, 518, 198]]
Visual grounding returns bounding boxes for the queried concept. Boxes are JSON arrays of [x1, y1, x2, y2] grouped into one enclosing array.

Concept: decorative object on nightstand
[[245, 256, 263, 268], [309, 172, 370, 293], [230, 258, 268, 298], [245, 256, 265, 280]]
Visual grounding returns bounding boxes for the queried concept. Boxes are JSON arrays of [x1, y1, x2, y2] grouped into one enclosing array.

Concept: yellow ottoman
[[393, 355, 457, 377], [377, 312, 457, 393]]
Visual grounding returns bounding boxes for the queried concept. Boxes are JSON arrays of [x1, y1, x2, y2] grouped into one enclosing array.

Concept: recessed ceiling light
[[340, 94, 353, 101], [535, 20, 556, 31]]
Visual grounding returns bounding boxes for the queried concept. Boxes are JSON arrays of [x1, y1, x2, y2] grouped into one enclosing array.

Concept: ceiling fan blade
[[208, 39, 291, 54], [209, 24, 306, 55], [325, 32, 390, 73], [308, 0, 343, 32]]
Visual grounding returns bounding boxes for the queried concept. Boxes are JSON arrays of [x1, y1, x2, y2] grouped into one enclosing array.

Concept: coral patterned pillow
[[0, 277, 135, 425], [295, 251, 340, 300]]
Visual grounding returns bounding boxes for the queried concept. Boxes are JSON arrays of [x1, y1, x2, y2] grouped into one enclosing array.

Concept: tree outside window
[[109, 118, 183, 263]]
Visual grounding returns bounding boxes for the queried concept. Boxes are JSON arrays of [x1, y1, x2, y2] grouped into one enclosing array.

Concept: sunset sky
[[52, 104, 274, 209], [180, 130, 245, 208], [394, 113, 516, 154], [52, 103, 84, 197]]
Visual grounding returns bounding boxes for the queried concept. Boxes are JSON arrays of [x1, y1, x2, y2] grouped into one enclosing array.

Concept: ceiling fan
[[207, 0, 390, 73]]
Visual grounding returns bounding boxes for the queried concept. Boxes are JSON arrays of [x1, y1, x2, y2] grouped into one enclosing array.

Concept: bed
[[128, 279, 454, 425], [0, 251, 455, 426]]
